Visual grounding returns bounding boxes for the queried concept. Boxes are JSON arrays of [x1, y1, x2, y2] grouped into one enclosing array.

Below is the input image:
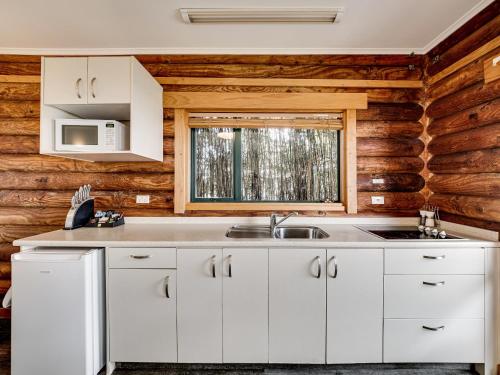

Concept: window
[[191, 114, 341, 203]]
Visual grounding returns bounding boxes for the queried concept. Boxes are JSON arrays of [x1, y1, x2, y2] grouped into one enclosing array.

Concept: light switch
[[371, 196, 384, 205], [136, 195, 150, 204]]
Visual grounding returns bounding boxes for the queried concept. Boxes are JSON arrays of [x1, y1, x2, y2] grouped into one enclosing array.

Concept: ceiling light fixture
[[179, 8, 343, 24]]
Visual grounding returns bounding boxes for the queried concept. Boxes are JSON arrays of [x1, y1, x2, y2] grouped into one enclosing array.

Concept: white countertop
[[13, 221, 498, 248]]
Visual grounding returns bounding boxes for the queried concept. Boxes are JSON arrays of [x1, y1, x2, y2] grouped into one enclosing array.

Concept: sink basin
[[225, 225, 329, 239]]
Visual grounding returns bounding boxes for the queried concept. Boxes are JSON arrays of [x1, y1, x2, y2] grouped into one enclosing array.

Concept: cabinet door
[[177, 248, 223, 363], [223, 248, 268, 363], [87, 57, 131, 104], [108, 269, 177, 363], [43, 57, 87, 104], [326, 249, 383, 363], [269, 248, 326, 363]]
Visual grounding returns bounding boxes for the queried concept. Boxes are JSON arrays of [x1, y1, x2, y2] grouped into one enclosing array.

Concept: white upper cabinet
[[87, 57, 131, 104], [43, 57, 88, 105], [269, 248, 326, 364], [326, 249, 383, 364]]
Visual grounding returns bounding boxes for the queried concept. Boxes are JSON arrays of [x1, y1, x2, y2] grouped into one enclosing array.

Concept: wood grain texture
[[428, 173, 500, 197], [437, 212, 500, 234], [357, 103, 423, 121], [0, 243, 17, 262], [358, 192, 425, 212], [357, 138, 424, 157], [0, 100, 39, 118], [0, 225, 59, 243], [426, 79, 500, 119], [428, 123, 500, 156], [357, 157, 424, 173], [357, 174, 425, 192], [356, 121, 423, 138], [0, 118, 39, 135], [428, 149, 500, 174], [429, 193, 500, 223], [0, 82, 40, 100], [427, 98, 500, 136]]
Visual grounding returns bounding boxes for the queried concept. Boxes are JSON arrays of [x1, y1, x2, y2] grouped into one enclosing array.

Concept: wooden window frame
[[169, 91, 367, 214]]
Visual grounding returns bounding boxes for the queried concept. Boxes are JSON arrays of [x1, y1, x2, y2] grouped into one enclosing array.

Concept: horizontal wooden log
[[437, 211, 500, 235], [0, 82, 39, 100], [427, 98, 500, 136], [357, 174, 424, 192], [0, 225, 59, 243], [0, 154, 174, 173], [163, 138, 174, 154], [358, 192, 424, 211], [0, 100, 39, 118], [429, 193, 500, 223], [145, 63, 422, 81], [427, 56, 484, 101], [137, 54, 424, 66], [426, 80, 500, 119], [0, 279, 10, 295], [0, 207, 67, 225], [356, 121, 423, 138], [163, 120, 174, 137], [0, 262, 10, 279], [0, 135, 38, 153], [357, 138, 424, 157], [426, 13, 500, 76], [0, 62, 40, 75], [357, 103, 423, 121], [428, 123, 500, 155], [0, 55, 40, 63], [428, 149, 500, 174], [0, 190, 173, 209], [163, 85, 421, 103], [0, 172, 174, 191], [0, 118, 39, 135], [0, 243, 18, 262], [428, 173, 500, 197], [357, 157, 424, 173]]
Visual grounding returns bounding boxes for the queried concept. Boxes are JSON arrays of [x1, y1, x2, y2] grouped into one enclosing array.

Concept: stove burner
[[360, 228, 466, 240]]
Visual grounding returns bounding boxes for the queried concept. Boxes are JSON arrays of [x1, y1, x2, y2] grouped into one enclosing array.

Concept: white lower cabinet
[[108, 269, 177, 363], [222, 248, 269, 363], [177, 248, 223, 363], [326, 249, 383, 363], [269, 248, 326, 364], [384, 318, 484, 363]]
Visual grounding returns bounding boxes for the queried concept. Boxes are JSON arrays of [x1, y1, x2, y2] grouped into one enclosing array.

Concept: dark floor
[[0, 320, 479, 375]]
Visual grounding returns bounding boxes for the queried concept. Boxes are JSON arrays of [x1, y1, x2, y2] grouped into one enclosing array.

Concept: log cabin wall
[[0, 54, 426, 305], [425, 4, 500, 233]]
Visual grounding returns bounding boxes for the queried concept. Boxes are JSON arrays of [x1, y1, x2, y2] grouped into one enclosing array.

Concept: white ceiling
[[0, 0, 494, 55]]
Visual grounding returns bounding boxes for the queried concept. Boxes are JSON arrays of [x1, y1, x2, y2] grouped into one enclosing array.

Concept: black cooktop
[[358, 226, 466, 240]]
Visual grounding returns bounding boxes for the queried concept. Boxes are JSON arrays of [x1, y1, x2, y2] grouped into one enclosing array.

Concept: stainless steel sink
[[225, 225, 329, 239]]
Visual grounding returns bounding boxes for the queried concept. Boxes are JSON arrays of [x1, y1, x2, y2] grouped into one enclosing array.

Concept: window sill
[[185, 202, 346, 211]]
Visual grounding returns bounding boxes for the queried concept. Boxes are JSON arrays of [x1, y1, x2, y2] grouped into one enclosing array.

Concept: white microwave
[[54, 119, 129, 152]]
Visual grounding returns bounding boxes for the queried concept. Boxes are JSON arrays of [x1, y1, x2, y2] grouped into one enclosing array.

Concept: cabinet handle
[[75, 78, 82, 99], [227, 255, 232, 278], [423, 281, 445, 286], [422, 325, 445, 331], [423, 255, 446, 260], [164, 275, 170, 298], [210, 255, 216, 278], [90, 77, 96, 98], [314, 256, 321, 279], [130, 255, 151, 259], [328, 256, 338, 278]]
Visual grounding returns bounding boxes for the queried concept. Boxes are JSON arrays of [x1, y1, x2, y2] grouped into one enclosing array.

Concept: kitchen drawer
[[108, 247, 176, 269], [385, 248, 484, 275], [384, 318, 484, 363], [384, 275, 484, 319]]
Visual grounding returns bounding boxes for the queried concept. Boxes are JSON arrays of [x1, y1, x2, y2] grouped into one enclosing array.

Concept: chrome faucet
[[270, 212, 299, 238]]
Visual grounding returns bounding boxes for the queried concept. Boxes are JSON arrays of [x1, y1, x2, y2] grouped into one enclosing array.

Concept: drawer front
[[384, 319, 484, 363], [385, 248, 484, 275], [108, 247, 176, 268], [384, 275, 484, 319]]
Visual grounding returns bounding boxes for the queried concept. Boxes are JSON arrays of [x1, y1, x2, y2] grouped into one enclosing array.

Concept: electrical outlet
[[136, 195, 150, 204], [372, 178, 385, 184], [371, 196, 385, 205]]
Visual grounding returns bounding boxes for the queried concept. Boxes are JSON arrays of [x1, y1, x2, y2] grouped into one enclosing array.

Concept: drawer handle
[[227, 255, 232, 278], [130, 255, 151, 259], [423, 255, 446, 260], [314, 256, 321, 279], [423, 281, 445, 286], [210, 255, 216, 278], [75, 78, 82, 99], [164, 275, 170, 298], [422, 325, 445, 331], [328, 256, 338, 278]]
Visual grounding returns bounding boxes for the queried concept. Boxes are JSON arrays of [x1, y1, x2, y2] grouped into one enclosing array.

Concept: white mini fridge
[[10, 248, 105, 375]]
